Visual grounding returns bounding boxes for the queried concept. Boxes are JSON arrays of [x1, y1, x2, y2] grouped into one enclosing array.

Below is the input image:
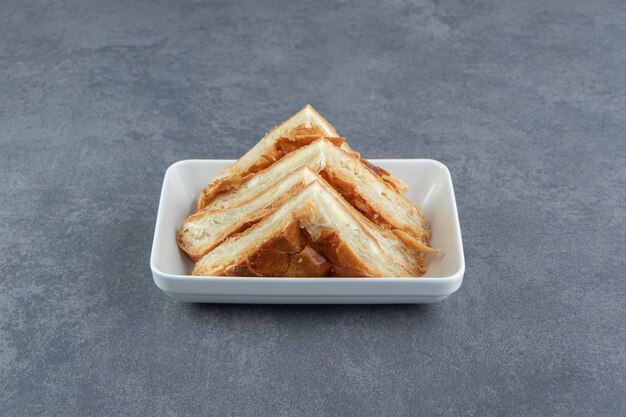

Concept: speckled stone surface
[[1, 0, 625, 415]]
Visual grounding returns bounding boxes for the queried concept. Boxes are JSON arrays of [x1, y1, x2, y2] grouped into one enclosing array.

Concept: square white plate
[[151, 159, 464, 304]]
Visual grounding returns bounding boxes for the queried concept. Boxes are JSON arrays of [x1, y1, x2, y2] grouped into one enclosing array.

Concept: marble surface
[[1, 0, 624, 415]]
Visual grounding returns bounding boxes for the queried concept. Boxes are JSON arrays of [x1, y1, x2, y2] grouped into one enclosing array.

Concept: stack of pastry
[[177, 105, 437, 277]]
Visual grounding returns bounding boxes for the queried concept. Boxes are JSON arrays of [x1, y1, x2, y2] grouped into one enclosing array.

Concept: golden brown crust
[[360, 158, 408, 194], [198, 175, 243, 211], [196, 175, 242, 210], [319, 167, 431, 245], [221, 222, 333, 277], [282, 124, 327, 137], [297, 202, 383, 276], [319, 168, 389, 227], [309, 228, 378, 277], [275, 135, 346, 157], [319, 141, 432, 245], [225, 246, 333, 277], [394, 229, 438, 254]]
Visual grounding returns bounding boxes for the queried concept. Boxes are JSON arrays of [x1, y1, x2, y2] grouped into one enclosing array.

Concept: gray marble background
[[1, 0, 625, 415]]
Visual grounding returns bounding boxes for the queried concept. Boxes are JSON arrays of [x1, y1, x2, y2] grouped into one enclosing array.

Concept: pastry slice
[[197, 104, 340, 209], [178, 166, 319, 260], [197, 105, 407, 209], [193, 180, 427, 277], [201, 138, 435, 247]]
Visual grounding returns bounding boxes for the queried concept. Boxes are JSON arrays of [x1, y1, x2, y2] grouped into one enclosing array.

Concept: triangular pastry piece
[[178, 166, 319, 260], [197, 105, 407, 209], [193, 180, 427, 277], [197, 104, 339, 209]]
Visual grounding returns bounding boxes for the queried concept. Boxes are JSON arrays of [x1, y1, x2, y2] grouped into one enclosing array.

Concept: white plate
[[150, 159, 464, 304]]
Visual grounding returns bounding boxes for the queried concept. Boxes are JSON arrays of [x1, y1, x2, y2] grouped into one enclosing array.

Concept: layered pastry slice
[[197, 104, 340, 209], [198, 138, 435, 248], [178, 167, 319, 260], [197, 104, 407, 209], [192, 178, 427, 277]]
